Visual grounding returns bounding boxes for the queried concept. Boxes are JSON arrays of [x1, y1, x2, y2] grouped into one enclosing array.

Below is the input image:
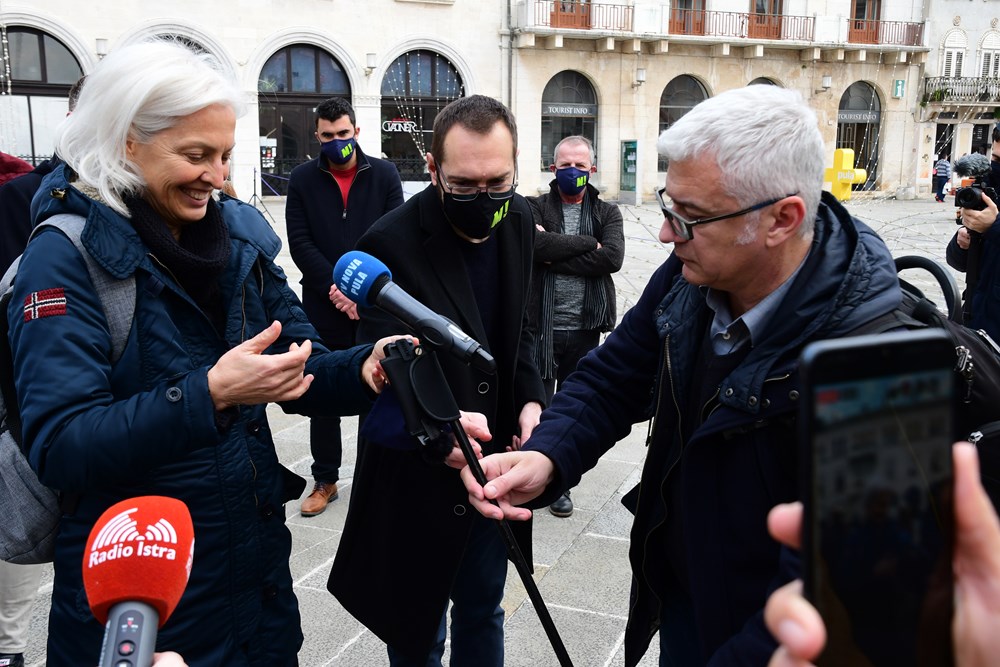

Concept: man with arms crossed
[[527, 135, 623, 517]]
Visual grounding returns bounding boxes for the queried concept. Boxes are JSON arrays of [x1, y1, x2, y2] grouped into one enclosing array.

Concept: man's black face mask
[[438, 184, 510, 241]]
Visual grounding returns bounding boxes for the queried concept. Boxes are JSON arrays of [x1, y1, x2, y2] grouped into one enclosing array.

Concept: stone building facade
[[4, 0, 994, 200]]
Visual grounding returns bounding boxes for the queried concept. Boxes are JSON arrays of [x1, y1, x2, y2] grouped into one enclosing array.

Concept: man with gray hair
[[526, 135, 624, 517], [459, 85, 902, 665]]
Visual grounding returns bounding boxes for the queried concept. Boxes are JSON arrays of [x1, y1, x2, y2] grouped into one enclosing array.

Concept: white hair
[[656, 85, 824, 235], [55, 39, 246, 216]]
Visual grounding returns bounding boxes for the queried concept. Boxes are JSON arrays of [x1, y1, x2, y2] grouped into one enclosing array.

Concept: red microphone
[[82, 496, 194, 667]]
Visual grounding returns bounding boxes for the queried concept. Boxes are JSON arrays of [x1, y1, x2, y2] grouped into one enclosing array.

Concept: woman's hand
[[361, 335, 416, 393], [207, 321, 313, 409]]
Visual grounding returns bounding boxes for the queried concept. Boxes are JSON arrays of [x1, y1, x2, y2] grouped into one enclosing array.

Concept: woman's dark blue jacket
[[12, 165, 373, 666]]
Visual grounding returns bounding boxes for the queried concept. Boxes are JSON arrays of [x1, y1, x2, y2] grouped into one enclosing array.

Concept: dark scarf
[[126, 195, 231, 334]]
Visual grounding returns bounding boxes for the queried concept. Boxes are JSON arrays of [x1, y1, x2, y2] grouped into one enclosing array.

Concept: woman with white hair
[[8, 40, 394, 665]]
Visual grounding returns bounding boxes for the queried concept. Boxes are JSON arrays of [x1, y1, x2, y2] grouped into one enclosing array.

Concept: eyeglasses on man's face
[[655, 188, 797, 241], [438, 168, 518, 202]]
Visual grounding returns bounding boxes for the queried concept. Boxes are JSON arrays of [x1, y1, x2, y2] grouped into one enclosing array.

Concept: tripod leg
[[452, 421, 575, 667]]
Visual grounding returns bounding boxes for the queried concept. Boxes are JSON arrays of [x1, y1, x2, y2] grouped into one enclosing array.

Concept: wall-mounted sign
[[892, 79, 905, 99], [543, 104, 596, 117], [382, 118, 418, 133], [838, 110, 879, 123]]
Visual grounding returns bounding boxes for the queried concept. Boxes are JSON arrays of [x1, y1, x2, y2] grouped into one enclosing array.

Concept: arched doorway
[[540, 71, 597, 170], [658, 75, 708, 171], [257, 44, 350, 194], [836, 82, 881, 190], [379, 50, 464, 182], [0, 27, 83, 165]]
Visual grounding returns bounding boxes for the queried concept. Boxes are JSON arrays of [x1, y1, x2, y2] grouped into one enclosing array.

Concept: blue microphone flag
[[333, 251, 391, 308]]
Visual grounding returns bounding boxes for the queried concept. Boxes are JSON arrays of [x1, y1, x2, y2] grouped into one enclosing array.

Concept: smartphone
[[799, 330, 956, 667]]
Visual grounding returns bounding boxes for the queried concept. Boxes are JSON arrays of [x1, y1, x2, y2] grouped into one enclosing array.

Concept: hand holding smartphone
[[799, 330, 956, 667]]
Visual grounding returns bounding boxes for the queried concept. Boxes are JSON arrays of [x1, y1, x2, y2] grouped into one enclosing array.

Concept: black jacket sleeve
[[946, 229, 969, 272]]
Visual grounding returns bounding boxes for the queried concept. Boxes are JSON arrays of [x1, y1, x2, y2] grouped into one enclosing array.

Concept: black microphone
[[334, 251, 496, 373]]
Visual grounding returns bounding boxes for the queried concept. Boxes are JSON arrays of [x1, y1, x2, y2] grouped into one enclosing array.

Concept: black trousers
[[542, 329, 601, 401]]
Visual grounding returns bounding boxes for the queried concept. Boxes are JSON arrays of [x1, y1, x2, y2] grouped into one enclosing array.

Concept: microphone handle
[[98, 601, 159, 667]]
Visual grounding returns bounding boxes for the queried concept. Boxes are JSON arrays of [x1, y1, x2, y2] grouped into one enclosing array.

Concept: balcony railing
[[924, 76, 1000, 105], [533, 1, 634, 32], [667, 9, 815, 41], [520, 2, 923, 47], [848, 19, 923, 46]]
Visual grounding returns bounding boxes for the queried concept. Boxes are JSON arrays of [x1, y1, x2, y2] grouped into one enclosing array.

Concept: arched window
[[942, 30, 968, 78], [540, 71, 597, 170], [658, 75, 707, 171], [380, 50, 464, 181], [836, 82, 881, 190], [980, 31, 1000, 77], [748, 77, 778, 86], [257, 44, 350, 194], [0, 27, 83, 164]]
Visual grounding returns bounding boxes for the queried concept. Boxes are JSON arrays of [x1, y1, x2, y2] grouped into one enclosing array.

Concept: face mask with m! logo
[[440, 190, 511, 241]]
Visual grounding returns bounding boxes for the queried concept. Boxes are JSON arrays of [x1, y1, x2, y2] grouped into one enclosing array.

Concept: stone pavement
[[18, 191, 964, 666]]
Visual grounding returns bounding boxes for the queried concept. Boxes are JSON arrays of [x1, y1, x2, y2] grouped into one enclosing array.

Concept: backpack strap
[[846, 291, 932, 337], [23, 214, 135, 364], [0, 214, 135, 448]]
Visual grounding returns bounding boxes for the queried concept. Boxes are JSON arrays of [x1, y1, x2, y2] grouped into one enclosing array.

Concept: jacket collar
[[34, 163, 280, 281], [655, 191, 901, 416]]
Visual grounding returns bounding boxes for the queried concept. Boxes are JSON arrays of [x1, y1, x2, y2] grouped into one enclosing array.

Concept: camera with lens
[[954, 153, 998, 212], [955, 176, 998, 212]]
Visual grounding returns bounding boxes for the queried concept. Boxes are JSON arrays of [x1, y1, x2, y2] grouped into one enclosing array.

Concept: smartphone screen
[[799, 330, 955, 667]]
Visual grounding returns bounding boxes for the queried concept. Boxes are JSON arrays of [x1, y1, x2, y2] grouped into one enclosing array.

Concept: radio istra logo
[[88, 508, 180, 567]]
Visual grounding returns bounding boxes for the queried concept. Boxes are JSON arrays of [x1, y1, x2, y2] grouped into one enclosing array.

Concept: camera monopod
[[379, 338, 574, 667]]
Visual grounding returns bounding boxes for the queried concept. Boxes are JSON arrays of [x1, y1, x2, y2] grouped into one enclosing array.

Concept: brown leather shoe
[[300, 482, 339, 517]]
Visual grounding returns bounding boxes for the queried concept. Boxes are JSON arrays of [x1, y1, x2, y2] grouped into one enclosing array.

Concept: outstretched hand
[[207, 321, 314, 410], [460, 451, 555, 521], [361, 335, 418, 393]]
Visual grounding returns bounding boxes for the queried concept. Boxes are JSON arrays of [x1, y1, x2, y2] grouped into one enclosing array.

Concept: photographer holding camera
[[946, 129, 1000, 339]]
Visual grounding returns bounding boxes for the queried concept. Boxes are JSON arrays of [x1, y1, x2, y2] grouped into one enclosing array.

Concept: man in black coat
[[329, 95, 545, 666], [285, 97, 403, 516]]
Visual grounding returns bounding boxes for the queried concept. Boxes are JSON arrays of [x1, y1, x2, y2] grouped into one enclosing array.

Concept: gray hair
[[55, 39, 246, 217], [656, 85, 824, 235], [553, 135, 595, 166]]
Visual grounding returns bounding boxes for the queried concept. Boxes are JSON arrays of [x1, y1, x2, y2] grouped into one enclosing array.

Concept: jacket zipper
[[330, 159, 370, 221], [969, 421, 1000, 444], [632, 334, 681, 648], [150, 252, 260, 500], [148, 252, 181, 287]]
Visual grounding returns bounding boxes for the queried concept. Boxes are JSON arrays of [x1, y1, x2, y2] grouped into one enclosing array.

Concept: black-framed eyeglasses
[[655, 188, 798, 241], [438, 168, 518, 202]]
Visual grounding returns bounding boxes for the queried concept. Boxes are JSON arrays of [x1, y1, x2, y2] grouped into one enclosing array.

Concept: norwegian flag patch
[[23, 288, 68, 322]]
